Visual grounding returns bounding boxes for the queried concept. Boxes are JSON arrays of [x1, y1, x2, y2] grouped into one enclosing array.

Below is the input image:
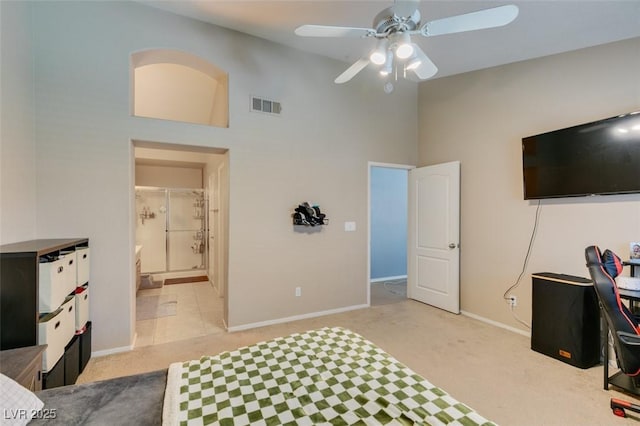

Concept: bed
[[27, 327, 495, 425]]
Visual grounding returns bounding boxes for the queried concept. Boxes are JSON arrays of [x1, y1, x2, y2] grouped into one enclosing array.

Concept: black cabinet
[[1, 254, 38, 350], [531, 273, 600, 368], [64, 335, 80, 385], [0, 238, 90, 389], [79, 321, 92, 374], [43, 357, 65, 389]]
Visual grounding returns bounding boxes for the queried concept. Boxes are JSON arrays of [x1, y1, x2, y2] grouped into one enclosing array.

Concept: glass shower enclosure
[[135, 186, 208, 274]]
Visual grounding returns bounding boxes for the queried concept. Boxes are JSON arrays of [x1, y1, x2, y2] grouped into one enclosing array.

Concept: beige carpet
[[79, 300, 635, 425]]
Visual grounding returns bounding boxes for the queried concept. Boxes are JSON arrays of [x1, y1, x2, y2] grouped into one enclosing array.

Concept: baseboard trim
[[213, 281, 224, 298], [370, 275, 407, 283], [92, 343, 134, 357], [461, 310, 531, 338], [227, 304, 369, 333]]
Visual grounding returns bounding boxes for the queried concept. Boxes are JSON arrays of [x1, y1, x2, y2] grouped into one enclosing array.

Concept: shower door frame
[[136, 186, 209, 274]]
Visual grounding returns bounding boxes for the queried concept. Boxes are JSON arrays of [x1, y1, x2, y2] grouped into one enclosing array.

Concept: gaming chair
[[585, 245, 640, 417]]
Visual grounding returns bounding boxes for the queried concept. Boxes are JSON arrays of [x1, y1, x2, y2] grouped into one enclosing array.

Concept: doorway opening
[[132, 140, 229, 348], [368, 163, 412, 306]]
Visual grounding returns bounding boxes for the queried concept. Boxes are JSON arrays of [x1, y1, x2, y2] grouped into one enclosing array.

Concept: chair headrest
[[602, 249, 624, 278], [585, 245, 624, 278]]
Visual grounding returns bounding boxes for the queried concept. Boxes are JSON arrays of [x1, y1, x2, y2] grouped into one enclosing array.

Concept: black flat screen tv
[[522, 111, 640, 200]]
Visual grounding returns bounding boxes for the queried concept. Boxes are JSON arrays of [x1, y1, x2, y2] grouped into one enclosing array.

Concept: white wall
[[0, 1, 36, 244], [418, 38, 640, 331], [23, 2, 417, 351]]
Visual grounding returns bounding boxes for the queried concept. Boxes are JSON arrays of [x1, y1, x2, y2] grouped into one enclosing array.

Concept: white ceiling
[[139, 1, 640, 80]]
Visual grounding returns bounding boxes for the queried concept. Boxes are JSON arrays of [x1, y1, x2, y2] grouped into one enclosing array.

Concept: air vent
[[250, 96, 282, 116]]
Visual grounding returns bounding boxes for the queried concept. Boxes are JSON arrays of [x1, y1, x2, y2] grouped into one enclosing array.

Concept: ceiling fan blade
[[295, 25, 374, 38], [392, 0, 420, 18], [335, 58, 370, 84], [409, 45, 438, 80], [422, 5, 519, 37]]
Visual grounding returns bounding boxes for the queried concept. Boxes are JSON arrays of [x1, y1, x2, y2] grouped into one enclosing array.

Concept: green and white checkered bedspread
[[162, 327, 495, 426]]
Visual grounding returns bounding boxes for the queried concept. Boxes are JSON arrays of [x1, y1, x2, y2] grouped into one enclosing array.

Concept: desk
[[624, 259, 640, 277], [603, 288, 640, 395], [0, 345, 47, 391]]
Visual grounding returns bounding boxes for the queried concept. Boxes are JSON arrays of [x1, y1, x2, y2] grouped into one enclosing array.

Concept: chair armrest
[[617, 331, 640, 346]]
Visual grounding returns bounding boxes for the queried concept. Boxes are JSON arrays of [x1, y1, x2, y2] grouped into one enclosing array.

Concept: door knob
[[448, 243, 457, 249]]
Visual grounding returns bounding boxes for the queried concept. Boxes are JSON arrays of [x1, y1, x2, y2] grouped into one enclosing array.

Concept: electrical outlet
[[295, 287, 301, 297], [344, 221, 356, 232], [508, 295, 517, 307]]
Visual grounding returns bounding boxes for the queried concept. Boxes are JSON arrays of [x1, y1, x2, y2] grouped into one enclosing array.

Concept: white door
[[407, 161, 460, 313]]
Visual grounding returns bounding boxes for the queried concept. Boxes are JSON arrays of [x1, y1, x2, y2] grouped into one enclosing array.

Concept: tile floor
[[134, 280, 224, 347]]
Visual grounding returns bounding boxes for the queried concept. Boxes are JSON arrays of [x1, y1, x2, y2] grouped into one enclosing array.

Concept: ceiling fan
[[295, 1, 519, 86]]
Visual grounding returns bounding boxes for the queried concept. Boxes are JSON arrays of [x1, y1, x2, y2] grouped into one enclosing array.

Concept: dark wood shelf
[[0, 238, 88, 256], [0, 345, 47, 391]]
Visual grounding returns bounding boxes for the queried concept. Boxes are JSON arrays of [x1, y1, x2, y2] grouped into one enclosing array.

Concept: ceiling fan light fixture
[[395, 33, 413, 59], [295, 3, 519, 87], [370, 51, 386, 65], [379, 50, 394, 75], [369, 39, 388, 65]]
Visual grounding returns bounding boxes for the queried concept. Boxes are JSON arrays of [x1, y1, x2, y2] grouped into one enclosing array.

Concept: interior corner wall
[[25, 1, 417, 351], [0, 1, 37, 245], [417, 37, 640, 332]]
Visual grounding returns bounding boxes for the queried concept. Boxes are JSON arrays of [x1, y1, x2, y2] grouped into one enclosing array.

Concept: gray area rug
[[371, 279, 407, 306], [139, 275, 163, 289], [34, 369, 167, 426], [136, 294, 177, 321], [383, 279, 407, 296]]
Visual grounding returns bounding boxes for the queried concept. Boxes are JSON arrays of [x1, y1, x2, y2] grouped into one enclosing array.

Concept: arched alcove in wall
[[132, 49, 228, 128]]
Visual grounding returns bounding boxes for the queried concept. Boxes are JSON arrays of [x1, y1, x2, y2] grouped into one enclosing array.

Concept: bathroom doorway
[[132, 141, 229, 347]]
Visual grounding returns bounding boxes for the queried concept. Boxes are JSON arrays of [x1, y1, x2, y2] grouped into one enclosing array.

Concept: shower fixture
[[136, 186, 208, 275], [139, 206, 155, 225]]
